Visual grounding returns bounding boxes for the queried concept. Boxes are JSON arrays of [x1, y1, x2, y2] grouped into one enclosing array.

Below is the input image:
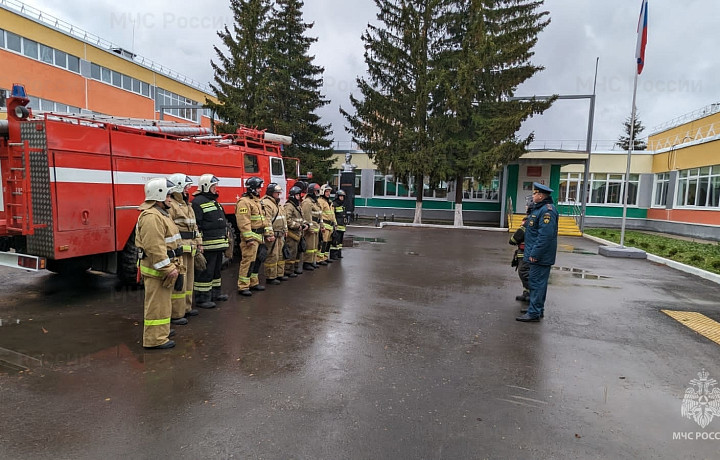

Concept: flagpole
[[619, 71, 639, 248]]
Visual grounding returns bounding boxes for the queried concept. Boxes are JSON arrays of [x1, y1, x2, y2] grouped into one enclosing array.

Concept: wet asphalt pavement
[[1, 226, 720, 459]]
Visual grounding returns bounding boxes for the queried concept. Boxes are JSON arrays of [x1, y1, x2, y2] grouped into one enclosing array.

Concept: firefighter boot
[[515, 290, 530, 302], [337, 249, 343, 259], [211, 287, 229, 302], [329, 250, 339, 260], [195, 292, 217, 309]]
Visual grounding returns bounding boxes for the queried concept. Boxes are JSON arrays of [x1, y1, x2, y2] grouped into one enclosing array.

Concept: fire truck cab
[[0, 84, 297, 282]]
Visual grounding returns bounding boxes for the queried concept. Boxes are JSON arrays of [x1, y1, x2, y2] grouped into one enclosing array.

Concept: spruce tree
[[341, 0, 452, 223], [265, 0, 334, 182], [207, 0, 272, 132], [434, 0, 554, 226], [616, 113, 647, 150]]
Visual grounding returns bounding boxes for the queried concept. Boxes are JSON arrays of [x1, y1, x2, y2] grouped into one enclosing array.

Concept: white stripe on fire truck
[[49, 168, 246, 188], [50, 167, 113, 184]]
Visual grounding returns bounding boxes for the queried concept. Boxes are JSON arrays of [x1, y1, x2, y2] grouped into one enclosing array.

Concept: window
[[0, 29, 4, 48], [39, 44, 53, 64], [271, 158, 284, 176], [22, 38, 38, 59], [101, 67, 111, 83], [122, 75, 132, 91], [54, 49, 67, 68], [112, 71, 122, 87], [459, 176, 499, 201], [6, 31, 21, 52], [41, 99, 54, 111], [67, 55, 80, 73], [653, 173, 670, 207], [244, 154, 259, 173], [559, 173, 583, 203], [589, 173, 639, 205], [141, 82, 150, 97], [676, 166, 720, 207], [132, 78, 141, 93], [90, 63, 101, 80]]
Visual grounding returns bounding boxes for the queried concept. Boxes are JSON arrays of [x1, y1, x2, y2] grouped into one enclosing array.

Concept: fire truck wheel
[[46, 257, 91, 276], [118, 232, 142, 286]]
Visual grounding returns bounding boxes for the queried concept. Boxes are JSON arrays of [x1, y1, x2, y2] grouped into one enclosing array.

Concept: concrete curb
[[583, 234, 720, 285], [378, 222, 508, 232]]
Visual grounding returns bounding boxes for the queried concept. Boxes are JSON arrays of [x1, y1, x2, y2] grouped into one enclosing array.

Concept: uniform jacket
[[332, 197, 347, 232], [191, 192, 228, 251], [169, 192, 202, 255], [319, 196, 336, 231], [509, 217, 527, 259], [135, 202, 183, 279], [284, 199, 307, 241], [301, 196, 322, 234], [260, 195, 288, 235], [524, 198, 559, 266], [236, 194, 270, 243]]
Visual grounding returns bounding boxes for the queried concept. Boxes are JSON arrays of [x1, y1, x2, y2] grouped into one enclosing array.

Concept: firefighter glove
[[194, 253, 207, 271], [162, 269, 179, 288]]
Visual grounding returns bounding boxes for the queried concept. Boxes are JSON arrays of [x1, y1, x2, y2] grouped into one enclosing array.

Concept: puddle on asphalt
[[558, 244, 595, 255], [553, 266, 610, 280]]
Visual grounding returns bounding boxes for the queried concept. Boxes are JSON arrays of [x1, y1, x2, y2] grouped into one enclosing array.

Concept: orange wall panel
[[86, 80, 155, 118], [648, 208, 720, 226], [0, 50, 85, 108]]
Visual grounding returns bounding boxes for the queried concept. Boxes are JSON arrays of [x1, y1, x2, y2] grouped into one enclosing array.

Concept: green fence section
[[556, 204, 648, 219], [354, 197, 501, 211]]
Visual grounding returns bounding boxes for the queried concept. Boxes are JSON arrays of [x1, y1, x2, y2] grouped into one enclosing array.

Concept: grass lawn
[[585, 228, 720, 275]]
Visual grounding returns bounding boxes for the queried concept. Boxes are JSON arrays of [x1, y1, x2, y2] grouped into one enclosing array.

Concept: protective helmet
[[294, 181, 308, 193], [288, 186, 302, 198], [145, 177, 174, 202], [320, 184, 333, 194], [246, 176, 263, 196], [336, 190, 346, 197], [197, 174, 219, 193], [307, 183, 320, 195], [168, 173, 193, 194], [265, 182, 283, 196]]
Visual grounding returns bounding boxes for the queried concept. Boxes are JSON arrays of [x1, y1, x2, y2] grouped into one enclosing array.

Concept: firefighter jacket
[[260, 195, 287, 236], [524, 197, 559, 266], [235, 194, 270, 243], [301, 196, 322, 234], [332, 197, 347, 232], [319, 196, 336, 232], [169, 192, 202, 256], [509, 220, 527, 256], [284, 198, 307, 242], [191, 192, 229, 251], [135, 202, 183, 280]]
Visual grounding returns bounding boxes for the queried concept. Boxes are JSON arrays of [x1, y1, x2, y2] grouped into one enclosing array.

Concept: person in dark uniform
[[191, 174, 230, 308], [330, 190, 347, 260], [516, 182, 558, 322]]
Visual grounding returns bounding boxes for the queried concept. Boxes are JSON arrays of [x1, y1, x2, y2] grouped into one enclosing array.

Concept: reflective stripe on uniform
[[145, 318, 171, 326], [153, 258, 171, 270], [140, 265, 163, 277], [165, 234, 181, 244], [324, 223, 334, 230], [174, 218, 196, 225], [337, 226, 346, 231], [171, 293, 185, 299]]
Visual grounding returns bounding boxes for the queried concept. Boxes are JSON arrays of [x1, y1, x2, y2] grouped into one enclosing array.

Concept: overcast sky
[[19, 0, 720, 150]]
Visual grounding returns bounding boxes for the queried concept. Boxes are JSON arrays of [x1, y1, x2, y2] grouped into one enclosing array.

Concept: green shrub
[[627, 238, 636, 244], [668, 248, 679, 256], [688, 254, 704, 263], [656, 244, 667, 251], [600, 230, 607, 236], [711, 260, 720, 270]]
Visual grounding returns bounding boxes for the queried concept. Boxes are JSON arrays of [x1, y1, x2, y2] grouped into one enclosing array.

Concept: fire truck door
[[51, 151, 114, 254], [269, 157, 286, 197]]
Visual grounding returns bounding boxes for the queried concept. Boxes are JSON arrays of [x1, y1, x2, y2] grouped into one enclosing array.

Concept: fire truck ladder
[[5, 140, 42, 235]]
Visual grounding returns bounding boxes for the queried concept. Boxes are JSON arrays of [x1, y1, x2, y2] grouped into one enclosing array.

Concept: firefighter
[[331, 189, 347, 260], [235, 176, 272, 296], [318, 184, 336, 264], [301, 183, 322, 270], [136, 177, 184, 350], [191, 174, 229, 308], [260, 183, 288, 284], [167, 173, 201, 324], [509, 210, 531, 302], [284, 185, 308, 277]]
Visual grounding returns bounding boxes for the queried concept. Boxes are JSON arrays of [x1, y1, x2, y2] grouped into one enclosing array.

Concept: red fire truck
[[0, 84, 297, 282]]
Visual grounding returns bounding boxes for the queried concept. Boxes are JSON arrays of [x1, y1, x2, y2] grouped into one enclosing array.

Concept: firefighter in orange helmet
[[136, 178, 185, 350]]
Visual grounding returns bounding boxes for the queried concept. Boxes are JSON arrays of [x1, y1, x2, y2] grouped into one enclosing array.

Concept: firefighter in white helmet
[[318, 184, 337, 264], [260, 182, 288, 284], [191, 174, 229, 308], [167, 173, 202, 323], [135, 177, 185, 350]]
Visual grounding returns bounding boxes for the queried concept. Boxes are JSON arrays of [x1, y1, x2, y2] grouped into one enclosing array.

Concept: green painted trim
[[507, 165, 519, 208], [550, 165, 561, 201], [353, 197, 500, 211], [556, 204, 648, 219]]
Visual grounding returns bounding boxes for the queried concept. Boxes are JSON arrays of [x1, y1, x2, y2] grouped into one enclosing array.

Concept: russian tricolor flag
[[636, 0, 648, 74]]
